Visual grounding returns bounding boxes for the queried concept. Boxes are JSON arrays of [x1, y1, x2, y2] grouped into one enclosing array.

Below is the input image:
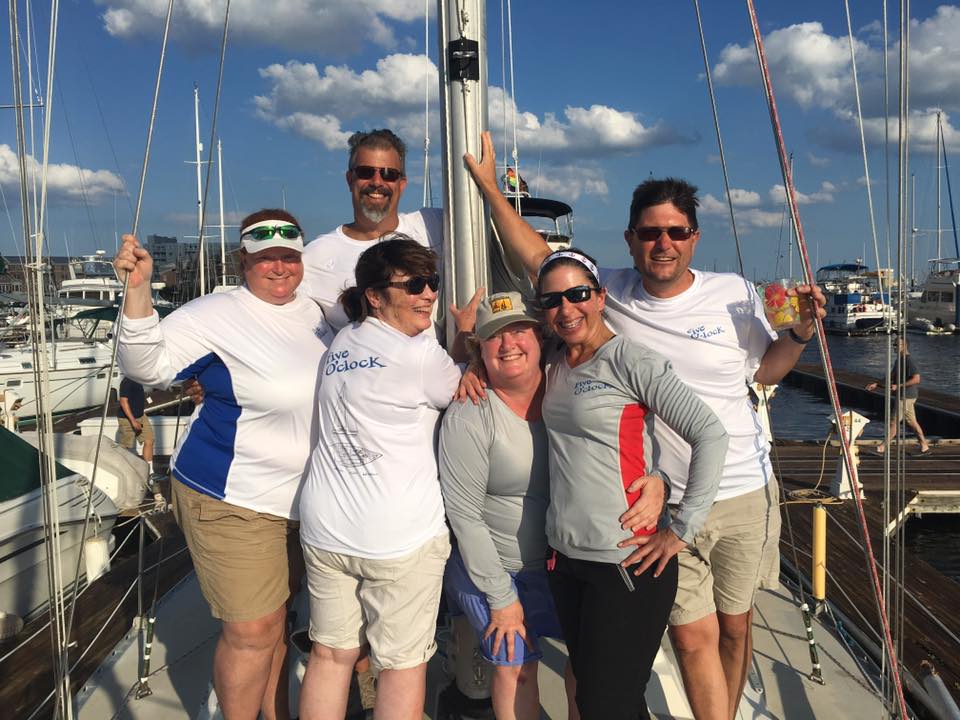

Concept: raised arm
[[465, 131, 552, 277], [113, 234, 154, 319]]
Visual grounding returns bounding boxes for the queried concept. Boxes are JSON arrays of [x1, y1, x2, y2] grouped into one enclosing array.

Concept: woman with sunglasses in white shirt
[[115, 209, 333, 720], [297, 237, 463, 720]]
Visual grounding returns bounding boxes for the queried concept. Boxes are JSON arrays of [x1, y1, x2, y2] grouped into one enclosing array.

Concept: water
[[767, 332, 960, 583]]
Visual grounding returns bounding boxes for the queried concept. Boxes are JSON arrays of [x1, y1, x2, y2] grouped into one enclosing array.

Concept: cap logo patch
[[491, 297, 513, 313]]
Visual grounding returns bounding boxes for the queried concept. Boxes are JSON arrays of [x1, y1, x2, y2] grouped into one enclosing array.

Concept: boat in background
[[816, 261, 896, 335], [0, 426, 118, 629], [908, 258, 960, 334]]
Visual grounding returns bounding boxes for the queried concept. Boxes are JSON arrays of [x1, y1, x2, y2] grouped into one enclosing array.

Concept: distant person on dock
[[465, 130, 826, 720], [301, 128, 443, 333], [114, 209, 334, 720], [116, 376, 154, 474], [865, 337, 931, 454]]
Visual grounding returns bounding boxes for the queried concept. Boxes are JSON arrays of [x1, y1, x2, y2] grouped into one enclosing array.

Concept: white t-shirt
[[118, 286, 333, 519], [299, 317, 462, 559], [301, 208, 443, 332], [600, 267, 777, 501]]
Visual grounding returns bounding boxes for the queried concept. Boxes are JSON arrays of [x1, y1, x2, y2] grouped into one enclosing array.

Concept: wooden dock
[[0, 510, 193, 720], [772, 440, 960, 705], [786, 362, 960, 438]]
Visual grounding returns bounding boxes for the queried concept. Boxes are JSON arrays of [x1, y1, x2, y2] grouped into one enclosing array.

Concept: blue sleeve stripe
[[171, 352, 239, 499]]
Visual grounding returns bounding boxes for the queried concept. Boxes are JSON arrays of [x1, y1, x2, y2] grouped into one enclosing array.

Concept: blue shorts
[[444, 547, 563, 666]]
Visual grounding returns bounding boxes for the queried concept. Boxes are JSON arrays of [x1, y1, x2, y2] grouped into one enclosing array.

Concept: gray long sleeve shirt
[[439, 393, 550, 609], [543, 335, 728, 564]]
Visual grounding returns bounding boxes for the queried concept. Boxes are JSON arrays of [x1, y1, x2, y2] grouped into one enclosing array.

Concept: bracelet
[[788, 328, 814, 345]]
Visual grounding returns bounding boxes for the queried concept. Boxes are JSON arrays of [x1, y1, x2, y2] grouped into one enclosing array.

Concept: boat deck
[[74, 571, 885, 719]]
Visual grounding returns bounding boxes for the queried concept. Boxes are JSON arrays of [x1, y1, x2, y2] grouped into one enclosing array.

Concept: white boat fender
[[84, 535, 112, 584], [0, 611, 24, 641]]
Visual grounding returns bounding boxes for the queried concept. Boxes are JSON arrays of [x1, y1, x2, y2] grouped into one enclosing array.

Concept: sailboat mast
[[437, 0, 490, 348], [194, 85, 206, 296], [218, 138, 226, 287], [911, 173, 916, 287], [937, 110, 942, 260]]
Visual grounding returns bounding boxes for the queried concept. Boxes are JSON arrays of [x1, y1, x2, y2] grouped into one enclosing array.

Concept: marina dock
[[786, 362, 960, 438], [773, 440, 960, 706]]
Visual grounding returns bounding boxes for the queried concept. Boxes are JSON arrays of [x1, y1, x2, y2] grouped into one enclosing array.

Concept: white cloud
[[807, 152, 831, 167], [255, 55, 696, 156], [526, 165, 609, 202], [769, 182, 835, 205], [0, 145, 125, 205], [96, 0, 427, 53], [726, 188, 761, 207], [712, 8, 960, 153], [701, 193, 783, 229]]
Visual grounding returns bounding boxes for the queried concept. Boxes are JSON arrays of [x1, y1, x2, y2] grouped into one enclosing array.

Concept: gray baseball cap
[[475, 291, 539, 340]]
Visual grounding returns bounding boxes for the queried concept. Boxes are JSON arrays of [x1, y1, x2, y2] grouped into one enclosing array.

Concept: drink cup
[[763, 279, 802, 330]]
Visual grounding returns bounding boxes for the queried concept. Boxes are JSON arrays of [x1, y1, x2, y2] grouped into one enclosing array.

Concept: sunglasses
[[537, 285, 600, 309], [379, 273, 441, 295], [242, 224, 302, 241], [352, 165, 404, 182], [629, 226, 696, 242]]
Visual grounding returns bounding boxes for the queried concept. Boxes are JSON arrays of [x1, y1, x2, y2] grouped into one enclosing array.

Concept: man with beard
[[302, 129, 443, 332]]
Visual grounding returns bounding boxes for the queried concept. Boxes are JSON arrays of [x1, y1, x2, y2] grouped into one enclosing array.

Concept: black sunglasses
[[629, 225, 696, 242], [379, 273, 441, 295], [537, 285, 600, 309], [352, 165, 404, 182]]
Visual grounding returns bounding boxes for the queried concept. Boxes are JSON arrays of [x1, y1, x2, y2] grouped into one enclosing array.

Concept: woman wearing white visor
[[114, 209, 333, 720]]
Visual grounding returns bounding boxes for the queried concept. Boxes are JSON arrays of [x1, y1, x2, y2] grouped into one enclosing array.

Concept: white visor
[[240, 219, 304, 254]]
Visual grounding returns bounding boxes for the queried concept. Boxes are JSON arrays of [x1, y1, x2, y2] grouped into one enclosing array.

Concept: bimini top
[[514, 196, 573, 220], [817, 263, 868, 273]]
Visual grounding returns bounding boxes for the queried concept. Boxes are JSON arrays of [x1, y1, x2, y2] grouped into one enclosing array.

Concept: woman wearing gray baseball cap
[[114, 208, 332, 719]]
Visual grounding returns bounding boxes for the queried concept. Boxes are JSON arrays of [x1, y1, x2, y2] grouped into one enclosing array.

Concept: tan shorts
[[303, 532, 451, 671], [670, 478, 782, 626], [118, 414, 154, 448], [897, 397, 918, 423], [171, 480, 303, 623]]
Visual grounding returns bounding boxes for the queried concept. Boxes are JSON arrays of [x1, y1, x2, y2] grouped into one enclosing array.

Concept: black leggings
[[547, 551, 678, 720]]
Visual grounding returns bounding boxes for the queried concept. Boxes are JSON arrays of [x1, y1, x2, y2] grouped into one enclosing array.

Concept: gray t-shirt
[[439, 392, 550, 609], [542, 335, 728, 564], [891, 355, 920, 399]]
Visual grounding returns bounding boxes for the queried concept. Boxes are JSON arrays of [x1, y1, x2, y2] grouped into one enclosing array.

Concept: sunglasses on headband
[[378, 273, 441, 295], [629, 226, 696, 242], [352, 165, 404, 182], [241, 224, 302, 241], [536, 285, 600, 309]]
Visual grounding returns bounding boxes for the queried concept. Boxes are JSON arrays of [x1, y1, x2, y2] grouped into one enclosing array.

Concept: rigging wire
[[744, 1, 909, 716], [842, 0, 888, 311], [422, 0, 432, 208], [692, 0, 744, 276], [60, 0, 177, 685]]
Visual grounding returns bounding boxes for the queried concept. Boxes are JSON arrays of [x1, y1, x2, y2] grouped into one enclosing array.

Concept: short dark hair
[[628, 178, 699, 230], [536, 247, 600, 292], [239, 208, 302, 234], [347, 129, 407, 175], [339, 235, 438, 322]]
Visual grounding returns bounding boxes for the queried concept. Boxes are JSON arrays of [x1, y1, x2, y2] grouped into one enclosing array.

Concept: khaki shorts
[[303, 532, 451, 671], [171, 480, 303, 623], [118, 414, 154, 448], [896, 397, 918, 424], [670, 478, 781, 626]]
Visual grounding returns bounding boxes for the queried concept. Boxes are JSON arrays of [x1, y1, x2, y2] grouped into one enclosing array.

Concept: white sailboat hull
[[0, 341, 120, 418], [0, 474, 118, 622]]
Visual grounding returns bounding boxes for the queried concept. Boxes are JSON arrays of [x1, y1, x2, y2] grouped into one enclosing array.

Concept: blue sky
[[2, 0, 959, 282]]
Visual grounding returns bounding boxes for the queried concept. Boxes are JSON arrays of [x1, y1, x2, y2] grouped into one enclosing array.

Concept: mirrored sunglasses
[[352, 165, 404, 182], [537, 285, 599, 309], [242, 224, 302, 241], [630, 225, 696, 242]]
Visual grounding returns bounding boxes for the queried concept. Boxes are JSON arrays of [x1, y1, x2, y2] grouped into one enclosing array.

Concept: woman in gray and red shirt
[[538, 248, 728, 719]]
